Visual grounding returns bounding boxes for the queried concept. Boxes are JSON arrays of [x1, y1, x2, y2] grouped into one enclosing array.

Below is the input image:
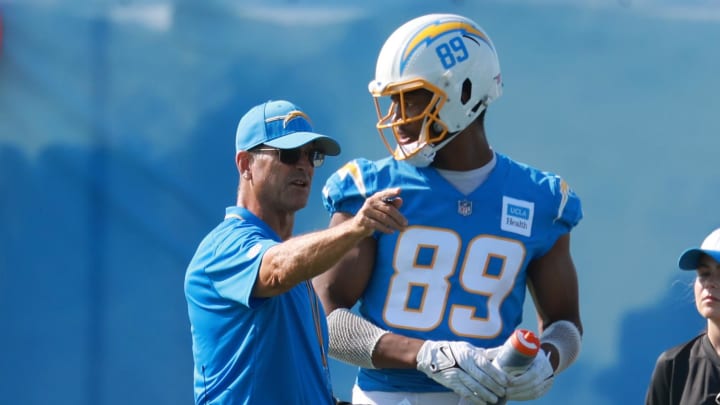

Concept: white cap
[[678, 228, 720, 270]]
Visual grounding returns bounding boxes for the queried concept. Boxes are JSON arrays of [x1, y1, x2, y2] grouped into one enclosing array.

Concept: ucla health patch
[[501, 196, 534, 237]]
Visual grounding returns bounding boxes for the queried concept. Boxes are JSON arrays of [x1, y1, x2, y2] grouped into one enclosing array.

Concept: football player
[[313, 13, 584, 405]]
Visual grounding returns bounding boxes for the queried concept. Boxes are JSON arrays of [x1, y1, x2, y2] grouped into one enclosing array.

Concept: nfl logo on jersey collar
[[501, 196, 534, 237], [458, 199, 472, 216]]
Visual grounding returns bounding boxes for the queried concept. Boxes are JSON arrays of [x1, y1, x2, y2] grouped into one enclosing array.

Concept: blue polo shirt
[[185, 206, 334, 405]]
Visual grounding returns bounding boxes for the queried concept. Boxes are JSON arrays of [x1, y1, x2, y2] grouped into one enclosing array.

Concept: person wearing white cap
[[646, 227, 720, 405], [184, 100, 407, 405]]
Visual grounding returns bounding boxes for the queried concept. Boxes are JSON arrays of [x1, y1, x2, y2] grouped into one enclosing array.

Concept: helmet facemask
[[370, 79, 451, 167]]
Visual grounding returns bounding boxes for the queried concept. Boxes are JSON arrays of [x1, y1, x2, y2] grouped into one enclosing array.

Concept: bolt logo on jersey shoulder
[[556, 178, 571, 222], [401, 19, 494, 74], [336, 160, 368, 198]]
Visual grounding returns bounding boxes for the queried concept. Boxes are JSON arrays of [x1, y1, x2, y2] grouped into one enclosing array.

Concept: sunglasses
[[252, 147, 326, 168]]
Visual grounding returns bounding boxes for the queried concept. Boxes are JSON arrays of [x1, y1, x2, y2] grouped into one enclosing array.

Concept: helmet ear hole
[[461, 79, 472, 104], [462, 78, 485, 115]]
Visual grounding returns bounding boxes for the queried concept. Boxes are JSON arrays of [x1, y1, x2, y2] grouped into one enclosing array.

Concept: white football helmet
[[368, 14, 502, 166]]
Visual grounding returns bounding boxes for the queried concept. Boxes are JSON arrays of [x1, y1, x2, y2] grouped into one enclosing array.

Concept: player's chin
[[698, 304, 720, 320], [286, 193, 310, 210]]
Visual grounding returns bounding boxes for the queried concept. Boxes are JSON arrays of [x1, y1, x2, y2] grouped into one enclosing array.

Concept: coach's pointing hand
[[352, 188, 407, 236]]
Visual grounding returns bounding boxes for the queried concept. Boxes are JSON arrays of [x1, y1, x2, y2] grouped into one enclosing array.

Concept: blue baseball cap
[[678, 228, 720, 270], [235, 100, 340, 155]]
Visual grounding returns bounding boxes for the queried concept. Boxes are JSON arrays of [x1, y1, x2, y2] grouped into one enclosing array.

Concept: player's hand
[[505, 349, 554, 401], [353, 188, 407, 236], [416, 340, 507, 404]]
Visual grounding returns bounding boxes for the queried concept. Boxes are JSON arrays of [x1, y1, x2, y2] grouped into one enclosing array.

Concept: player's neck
[[432, 129, 493, 171], [237, 198, 295, 240]]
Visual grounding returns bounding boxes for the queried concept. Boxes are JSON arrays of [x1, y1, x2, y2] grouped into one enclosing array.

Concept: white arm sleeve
[[540, 320, 582, 374], [326, 308, 388, 369]]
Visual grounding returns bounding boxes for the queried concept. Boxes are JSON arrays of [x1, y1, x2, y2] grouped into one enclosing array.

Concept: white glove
[[416, 340, 508, 405], [505, 349, 555, 401]]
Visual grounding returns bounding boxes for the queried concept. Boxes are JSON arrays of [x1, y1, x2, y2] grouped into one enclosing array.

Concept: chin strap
[[399, 130, 462, 167]]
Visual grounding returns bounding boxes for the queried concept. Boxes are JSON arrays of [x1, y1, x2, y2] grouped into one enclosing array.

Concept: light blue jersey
[[322, 152, 583, 393], [185, 206, 334, 405]]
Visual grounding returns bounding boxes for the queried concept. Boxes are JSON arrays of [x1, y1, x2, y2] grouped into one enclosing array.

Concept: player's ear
[[236, 150, 252, 176]]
